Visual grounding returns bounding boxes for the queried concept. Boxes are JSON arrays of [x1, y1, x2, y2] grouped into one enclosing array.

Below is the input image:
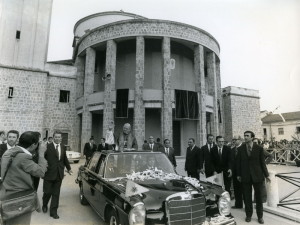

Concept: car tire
[[80, 185, 88, 205], [74, 160, 79, 163], [108, 209, 119, 225]]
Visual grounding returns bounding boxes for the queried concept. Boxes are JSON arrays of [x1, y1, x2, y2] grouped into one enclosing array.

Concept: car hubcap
[[110, 216, 117, 225]]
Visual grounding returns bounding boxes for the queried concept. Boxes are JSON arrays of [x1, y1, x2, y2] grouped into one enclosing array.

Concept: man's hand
[[200, 169, 205, 174], [38, 141, 47, 155], [68, 170, 73, 175], [266, 177, 271, 183], [237, 176, 241, 182], [213, 171, 217, 175], [227, 169, 232, 178]]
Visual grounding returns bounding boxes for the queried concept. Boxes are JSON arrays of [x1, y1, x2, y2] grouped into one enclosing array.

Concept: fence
[[267, 146, 300, 165]]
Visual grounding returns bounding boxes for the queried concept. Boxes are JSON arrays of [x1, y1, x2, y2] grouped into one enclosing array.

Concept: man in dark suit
[[185, 138, 202, 180], [83, 137, 97, 164], [160, 139, 176, 168], [200, 134, 215, 178], [97, 138, 109, 151], [211, 136, 232, 196], [42, 131, 72, 219], [236, 131, 270, 224], [143, 136, 160, 152], [231, 135, 243, 208], [0, 130, 19, 159]]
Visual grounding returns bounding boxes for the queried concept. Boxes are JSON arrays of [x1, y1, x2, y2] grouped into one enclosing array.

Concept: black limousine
[[76, 150, 236, 225]]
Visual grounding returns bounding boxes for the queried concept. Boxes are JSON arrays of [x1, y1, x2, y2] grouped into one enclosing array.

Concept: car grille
[[166, 193, 206, 225]]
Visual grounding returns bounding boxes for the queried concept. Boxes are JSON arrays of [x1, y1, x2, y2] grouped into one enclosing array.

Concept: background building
[[0, 1, 262, 155], [261, 111, 300, 141]]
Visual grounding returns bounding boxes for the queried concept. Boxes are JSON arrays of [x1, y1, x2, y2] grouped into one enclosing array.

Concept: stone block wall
[[0, 67, 47, 133], [223, 86, 262, 141], [43, 75, 78, 151]]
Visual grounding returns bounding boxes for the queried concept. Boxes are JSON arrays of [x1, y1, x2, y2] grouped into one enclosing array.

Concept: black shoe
[[42, 205, 48, 213], [245, 217, 251, 222], [258, 218, 264, 224], [50, 214, 59, 219]]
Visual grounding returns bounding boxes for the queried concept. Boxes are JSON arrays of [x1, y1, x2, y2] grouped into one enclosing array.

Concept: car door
[[90, 154, 107, 217], [82, 152, 101, 205]]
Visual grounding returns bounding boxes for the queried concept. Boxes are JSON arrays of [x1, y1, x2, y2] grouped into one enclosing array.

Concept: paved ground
[[31, 160, 300, 225]]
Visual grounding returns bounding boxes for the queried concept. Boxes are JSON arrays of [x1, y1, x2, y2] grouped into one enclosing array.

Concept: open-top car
[[76, 150, 235, 225]]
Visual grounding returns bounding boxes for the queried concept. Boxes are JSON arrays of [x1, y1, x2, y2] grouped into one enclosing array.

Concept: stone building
[[261, 111, 300, 141], [0, 1, 262, 155]]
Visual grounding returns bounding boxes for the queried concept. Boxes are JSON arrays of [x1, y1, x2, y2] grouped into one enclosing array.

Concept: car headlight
[[129, 202, 145, 225], [218, 191, 231, 216]]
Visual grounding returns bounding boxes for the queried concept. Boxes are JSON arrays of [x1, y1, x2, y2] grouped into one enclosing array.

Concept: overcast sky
[[47, 0, 300, 113]]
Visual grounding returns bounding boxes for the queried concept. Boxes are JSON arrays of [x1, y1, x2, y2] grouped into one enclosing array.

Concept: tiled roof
[[262, 111, 300, 123]]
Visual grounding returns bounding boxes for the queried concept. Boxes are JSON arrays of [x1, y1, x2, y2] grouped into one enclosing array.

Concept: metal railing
[[275, 172, 300, 212]]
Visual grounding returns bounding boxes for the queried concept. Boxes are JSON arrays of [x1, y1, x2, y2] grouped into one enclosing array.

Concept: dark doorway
[[173, 121, 181, 156], [61, 133, 68, 146]]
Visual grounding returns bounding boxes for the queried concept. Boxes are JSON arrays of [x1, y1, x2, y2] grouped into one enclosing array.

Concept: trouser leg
[[49, 179, 62, 215], [242, 182, 253, 218], [224, 174, 232, 197], [233, 175, 243, 207], [43, 179, 54, 206], [253, 181, 263, 219]]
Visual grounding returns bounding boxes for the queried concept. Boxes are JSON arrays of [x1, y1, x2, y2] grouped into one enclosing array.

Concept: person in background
[[0, 130, 6, 144], [143, 136, 160, 152], [32, 132, 42, 191], [236, 131, 270, 224], [47, 137, 53, 145], [185, 138, 202, 180], [211, 136, 232, 196], [200, 134, 216, 178], [97, 138, 109, 151], [0, 130, 19, 159], [42, 130, 72, 219], [160, 139, 176, 168], [83, 137, 97, 164], [0, 131, 47, 225], [105, 121, 116, 150], [156, 138, 163, 148], [231, 135, 243, 208]]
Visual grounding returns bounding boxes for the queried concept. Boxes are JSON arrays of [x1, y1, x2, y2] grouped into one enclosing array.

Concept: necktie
[[56, 144, 59, 159], [166, 148, 169, 156], [151, 144, 153, 150], [235, 147, 238, 156], [218, 148, 222, 158], [247, 144, 252, 156]]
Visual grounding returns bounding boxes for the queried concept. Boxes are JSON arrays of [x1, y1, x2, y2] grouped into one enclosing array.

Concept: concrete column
[[216, 59, 224, 136], [194, 45, 207, 146], [81, 47, 96, 153], [207, 51, 219, 136], [103, 40, 117, 135], [134, 36, 145, 149], [266, 171, 279, 207], [75, 56, 85, 99], [162, 37, 172, 144]]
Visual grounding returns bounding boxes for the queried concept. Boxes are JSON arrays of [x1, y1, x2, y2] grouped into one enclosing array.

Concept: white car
[[65, 146, 81, 163]]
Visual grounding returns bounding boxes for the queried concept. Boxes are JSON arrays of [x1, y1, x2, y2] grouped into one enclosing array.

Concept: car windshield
[[104, 152, 175, 179]]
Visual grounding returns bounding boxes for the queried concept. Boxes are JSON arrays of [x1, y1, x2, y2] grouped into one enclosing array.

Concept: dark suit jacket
[[97, 143, 109, 151], [200, 143, 215, 177], [44, 142, 71, 180], [185, 145, 202, 173], [83, 142, 97, 158], [159, 146, 177, 167], [0, 144, 8, 159], [142, 143, 160, 152], [236, 143, 269, 183], [211, 145, 232, 174]]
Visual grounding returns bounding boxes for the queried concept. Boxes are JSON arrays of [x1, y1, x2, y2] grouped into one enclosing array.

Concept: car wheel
[[79, 185, 88, 205], [74, 160, 79, 163], [108, 209, 119, 225]]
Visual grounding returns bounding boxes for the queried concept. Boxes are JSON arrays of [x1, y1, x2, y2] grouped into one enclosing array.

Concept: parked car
[[76, 151, 235, 225], [65, 145, 81, 163]]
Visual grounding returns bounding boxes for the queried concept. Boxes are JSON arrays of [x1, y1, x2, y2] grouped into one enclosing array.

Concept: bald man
[[116, 123, 138, 150]]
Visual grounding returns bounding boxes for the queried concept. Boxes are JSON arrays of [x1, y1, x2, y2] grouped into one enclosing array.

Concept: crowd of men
[[1, 126, 271, 225], [0, 130, 72, 225]]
